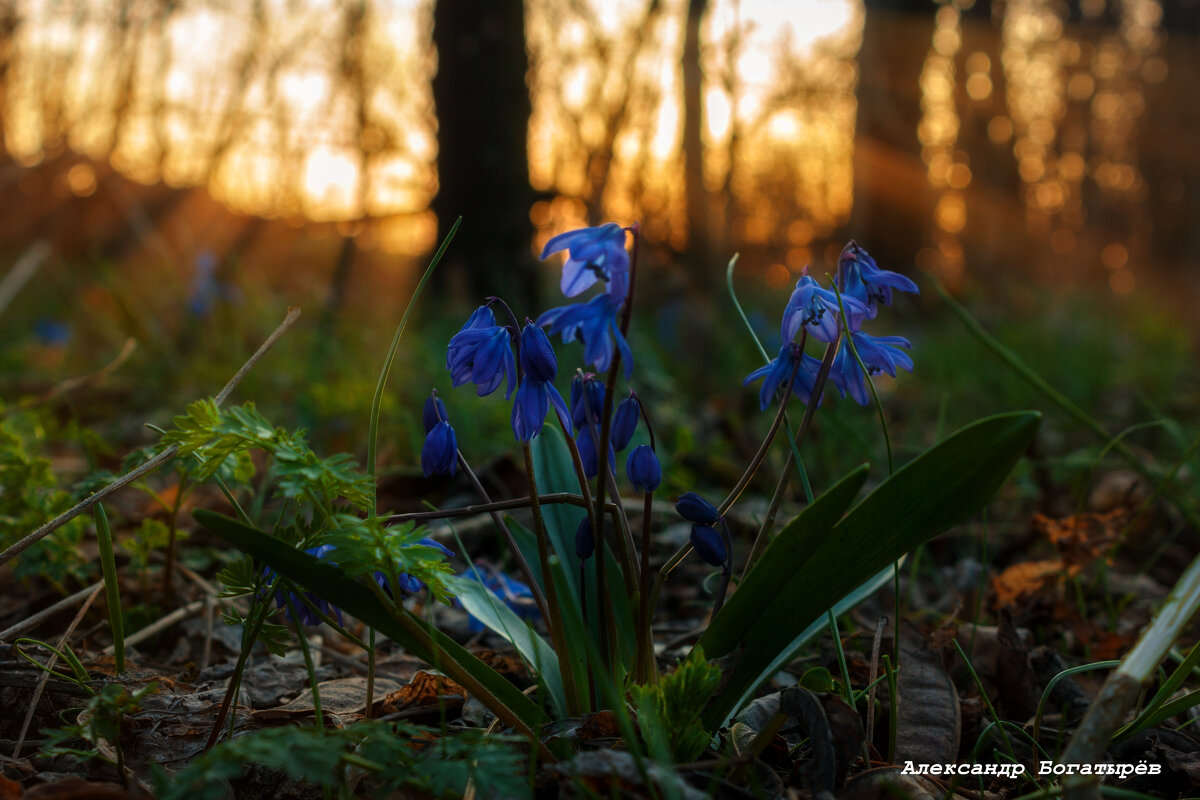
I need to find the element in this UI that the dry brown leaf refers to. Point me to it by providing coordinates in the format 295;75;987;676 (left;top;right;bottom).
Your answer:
1032;509;1126;574
991;559;1063;609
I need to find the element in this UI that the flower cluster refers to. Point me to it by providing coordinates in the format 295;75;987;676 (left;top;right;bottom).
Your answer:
746;241;918;409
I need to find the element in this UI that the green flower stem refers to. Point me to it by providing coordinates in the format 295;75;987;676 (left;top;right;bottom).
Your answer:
826;609;854;708
635;491;656;684
742;338;840;576
718;336;804;516
282;590;324;732
521;442;583;713
366;217;459;520
365;629;376;721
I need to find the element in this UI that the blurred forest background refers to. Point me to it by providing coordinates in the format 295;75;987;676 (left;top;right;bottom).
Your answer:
1;0;1197;457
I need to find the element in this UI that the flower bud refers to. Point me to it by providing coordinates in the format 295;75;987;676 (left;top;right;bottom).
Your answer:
575;517;595;560
675;491;720;525
626;445;661;493
610;395;640;451
422;395;448;434
690;525;727;567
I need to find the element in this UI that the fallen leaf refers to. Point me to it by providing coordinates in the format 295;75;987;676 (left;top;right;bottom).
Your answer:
991;559;1063;609
894;621;960;767
1032;510;1125;573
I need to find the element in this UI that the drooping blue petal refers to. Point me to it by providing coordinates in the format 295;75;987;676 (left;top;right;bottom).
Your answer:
519;322;558;382
690;524;727;567
676;491;721;525
838;241;920;318
421;421;458;477
511;378;551;442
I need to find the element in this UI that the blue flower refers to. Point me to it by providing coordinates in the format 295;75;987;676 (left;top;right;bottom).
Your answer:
576;424;616;479
829;332;914;406
537;294;633;378
676;491;721;525
626;445;661;492
422;395;449;434
743;343;825;411
690;525;727;567
511;323;571;442
839;241;919;319
781;275;869;344
376;537;455;596
33;317;71;346
540;223;630;301
422;421;457;477
446;306;517;399
570;374;606;430
575;517;596;560
263;545;343;627
610;395;640;451
461;562;540;633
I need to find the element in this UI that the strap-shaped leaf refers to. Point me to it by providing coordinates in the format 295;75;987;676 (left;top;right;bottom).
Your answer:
450;574;567;717
700;411;1041;729
531;425;588;603
193;510;549;740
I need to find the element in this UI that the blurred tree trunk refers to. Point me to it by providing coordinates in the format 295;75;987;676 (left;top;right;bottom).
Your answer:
682;0;710;278
431;0;538;311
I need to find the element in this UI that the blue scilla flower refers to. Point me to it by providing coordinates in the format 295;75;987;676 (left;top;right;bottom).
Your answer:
781;275;869;344
570;374;606;430
447;306;517;399
512;324;570;441
626;445;661;493
537;294;634;378
829;332;914;406
743;343;825;411
676;491;721;525
263;545;343;627
690;525;727;567
576;425;617;479
839;241;920;319
541;222;630;301
33;317;71;346
422;421;457;477
422;395;449;434
461;562;540;633
611;395;640;451
377;537;455;595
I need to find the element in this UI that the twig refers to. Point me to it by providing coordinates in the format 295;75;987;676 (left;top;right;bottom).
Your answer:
105;599;209;653
0;307;302;569
13;584;101;758
0;581;104;642
3;338;137;416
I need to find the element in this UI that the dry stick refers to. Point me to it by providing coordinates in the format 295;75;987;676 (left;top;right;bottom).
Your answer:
865;615;888;762
4;338;138;416
385;492;617;525
0;307;302;569
0;581;104;642
105;599;209;653
12;584;102;758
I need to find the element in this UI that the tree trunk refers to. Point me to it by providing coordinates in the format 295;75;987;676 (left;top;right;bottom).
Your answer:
431;0;538;312
682;0;710;277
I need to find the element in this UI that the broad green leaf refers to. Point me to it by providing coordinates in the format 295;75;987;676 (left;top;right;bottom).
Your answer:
448;573;567;717
193;510;548;738
700;411;1041;729
701;465;869;659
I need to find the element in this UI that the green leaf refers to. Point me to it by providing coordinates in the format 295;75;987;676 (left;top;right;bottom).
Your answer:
699;411;1041;729
530;425;587;602
194;510;548;739
449;573;567;717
